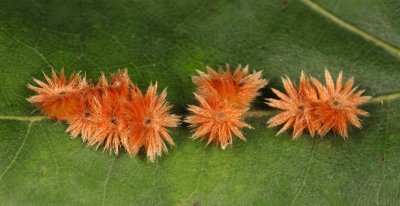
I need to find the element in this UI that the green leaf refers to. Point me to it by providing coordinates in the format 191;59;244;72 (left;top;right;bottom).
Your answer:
314;0;400;48
0;0;400;205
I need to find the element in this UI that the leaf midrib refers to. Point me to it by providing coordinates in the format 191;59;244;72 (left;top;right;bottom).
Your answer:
1;91;399;121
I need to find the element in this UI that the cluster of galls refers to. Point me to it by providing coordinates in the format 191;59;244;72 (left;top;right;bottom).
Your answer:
185;65;268;149
267;69;371;139
27;69;180;162
27;67;371;161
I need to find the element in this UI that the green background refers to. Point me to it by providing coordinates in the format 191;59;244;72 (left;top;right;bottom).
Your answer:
0;0;400;205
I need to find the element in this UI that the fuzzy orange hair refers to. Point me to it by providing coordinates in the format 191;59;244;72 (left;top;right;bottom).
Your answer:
27;69;180;162
267;69;370;139
27;69;87;120
186;65;267;149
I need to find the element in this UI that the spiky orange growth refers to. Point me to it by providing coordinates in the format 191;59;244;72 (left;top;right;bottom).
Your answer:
311;69;371;138
186;94;252;149
65;87;99;142
27;68;180;161
192;65;268;108
121;83;180;162
85;69;142;154
107;68;140;98
187;65;267;149
266;71;319;138
87;92;128;154
27;69;87;120
267;69;370;139
64;69;136;149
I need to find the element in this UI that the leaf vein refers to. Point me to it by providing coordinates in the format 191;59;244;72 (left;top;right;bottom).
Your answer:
300;0;400;59
0;27;52;68
0;121;33;181
101;158;116;206
291;138;317;206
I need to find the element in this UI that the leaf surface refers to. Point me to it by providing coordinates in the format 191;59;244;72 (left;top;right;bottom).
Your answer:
0;0;400;205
